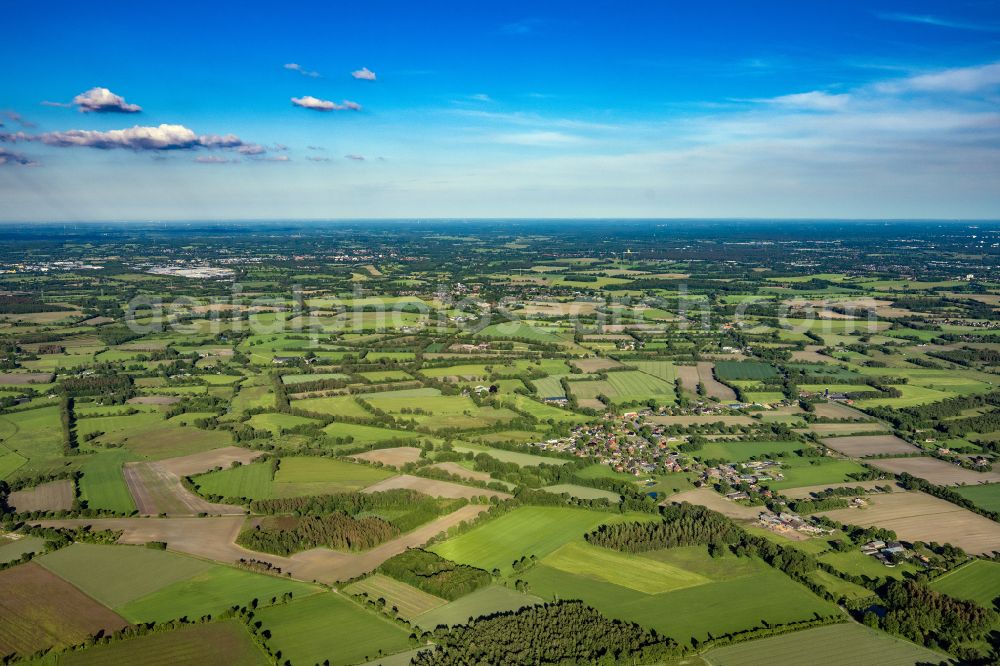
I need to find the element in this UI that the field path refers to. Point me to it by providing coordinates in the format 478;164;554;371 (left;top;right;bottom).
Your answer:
35;503;489;583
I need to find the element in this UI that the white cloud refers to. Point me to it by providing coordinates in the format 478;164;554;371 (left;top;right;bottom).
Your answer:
345;154;365;161
307;155;331;162
284;63;321;78
71;87;142;113
492;131;583;146
875;12;998;32
765;91;851;111
291;96;362;111
470;93;493;102
351;67;376;81
876;62;1000;94
194;155;235;164
26;124;262;153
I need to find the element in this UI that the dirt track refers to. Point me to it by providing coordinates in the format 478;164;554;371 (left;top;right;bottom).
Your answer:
35;503;490;583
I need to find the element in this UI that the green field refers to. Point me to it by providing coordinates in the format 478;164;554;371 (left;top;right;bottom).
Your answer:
543;541;709;593
569;370;676;405
766;457;871;491
412;584;543;629
521;553;837;645
713;361;778;381
38;543;214;608
78;449;138;513
703;622;948;666
0;535;45;564
322;421;420;444
247;412;320;434
257;592;412;666
291;394;371;418
119;565;321;622
56;620;269;666
953;483;1000;513
542;483;621;502
696;440;802;462
429;506;655;575
195;456;396;499
929;560;1000;609
0;406;64;477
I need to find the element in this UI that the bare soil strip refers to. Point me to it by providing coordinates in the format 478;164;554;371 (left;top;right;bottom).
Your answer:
818;491;1000;555
820;434;919;457
362;474;511;500
7;480;74;513
123;462;246;516
36;504;490;583
351;446;423;468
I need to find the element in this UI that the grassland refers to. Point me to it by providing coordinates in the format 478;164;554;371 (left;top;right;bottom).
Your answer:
412;584;543;629
118;565;321;622
429;506;656;574
543;541;709;593
195;457;396;499
78;449;138;513
696;440;802;462
322;421;421;444
954;483;1000;513
928;560;1000;608
766;457;871;491
257;592;412;666
542;483;621;501
703;622;948;666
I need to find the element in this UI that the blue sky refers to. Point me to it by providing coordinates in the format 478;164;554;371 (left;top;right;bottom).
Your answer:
1;0;999;220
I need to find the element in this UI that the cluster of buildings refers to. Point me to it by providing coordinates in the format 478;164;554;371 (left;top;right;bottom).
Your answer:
705;460;785;491
860;539;923;567
533;421;690;476
758;511;831;537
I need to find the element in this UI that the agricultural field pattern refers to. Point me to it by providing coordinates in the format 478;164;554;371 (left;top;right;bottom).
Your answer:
0;220;998;665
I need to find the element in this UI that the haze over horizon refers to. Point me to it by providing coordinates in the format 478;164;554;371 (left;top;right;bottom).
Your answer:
2;0;999;221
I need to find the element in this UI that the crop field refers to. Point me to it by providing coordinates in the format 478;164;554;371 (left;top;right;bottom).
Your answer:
290;394;371;418
543;541;709;593
818;491;1000;555
0;535;45;564
805;422;888;435
0;562;128;658
703;623;947;666
819;434;918;457
7;479;74;512
452;442;569;467
123;461;245;516
257;592;412;666
363;474;511;500
118;565;321;622
868;456;1000;485
412;584;544;630
429;506;655;574
713;361;778;381
323;421;420;444
695;440;802;462
273;457;396;496
351;446;423;467
765;457;871;491
569;370;677;405
78;449;138;513
344;573;447;619
0;406;64;477
475;322;573;345
192;462;275;499
928;559;1000;608
542;483;621;501
669;488;763;521
521;555;836;645
954;483;1000;513
56;620;270;666
247;412;320;434
37;543;215;608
